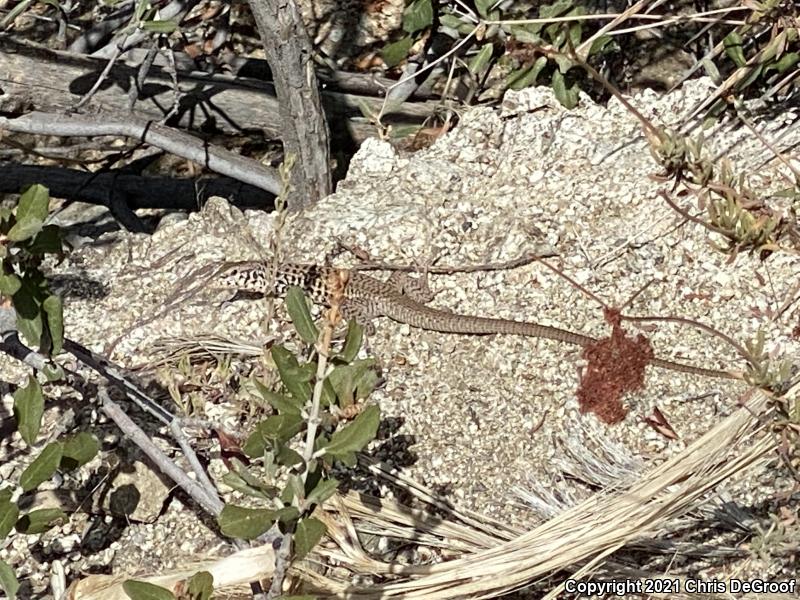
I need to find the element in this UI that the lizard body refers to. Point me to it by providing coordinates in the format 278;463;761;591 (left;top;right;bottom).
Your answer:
219;261;737;380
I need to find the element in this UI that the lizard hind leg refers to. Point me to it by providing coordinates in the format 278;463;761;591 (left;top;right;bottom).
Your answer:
386;270;436;304
340;299;378;335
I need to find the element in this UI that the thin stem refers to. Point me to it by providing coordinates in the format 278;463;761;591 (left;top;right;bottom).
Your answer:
620;314;755;364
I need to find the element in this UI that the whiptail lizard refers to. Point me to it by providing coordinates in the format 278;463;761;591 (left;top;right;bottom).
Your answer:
219;261;738;380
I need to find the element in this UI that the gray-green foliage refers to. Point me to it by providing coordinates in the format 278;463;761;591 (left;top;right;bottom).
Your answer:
0;185;99;599
1;184;64;355
384;0;615;107
217;286;380;562
700;3;799;120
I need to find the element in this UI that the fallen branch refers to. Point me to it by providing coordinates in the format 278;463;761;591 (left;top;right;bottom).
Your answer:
0;37;437;143
0;111;281;194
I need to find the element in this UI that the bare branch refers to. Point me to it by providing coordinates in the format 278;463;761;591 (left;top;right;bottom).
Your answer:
0;111;282;194
0;37;436;143
74;43;123;109
246;0;331;208
100;389;224;515
0;313;224;516
89;0;200;59
67;0;135;54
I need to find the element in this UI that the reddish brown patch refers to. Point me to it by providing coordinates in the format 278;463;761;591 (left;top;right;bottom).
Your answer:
214;428;248;470
577;309;655;424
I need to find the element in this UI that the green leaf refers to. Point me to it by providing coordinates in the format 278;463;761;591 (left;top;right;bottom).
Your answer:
293;517;326;561
12;275;46;349
468;43;494;76
8;220;42;246
15;310;43;349
285;287;319;344
280;482;295;505
122;579;176;600
248;378;302;416
508;56;547;90
322;404;380;458
218;504;277;540
293;363;316;383
41;361;64;382
306;477;339;507
13;376;44;445
275;505;300;525
701;57;721;84
43;294;63;355
355;367;378;400
242;429;267;458
327;364;357;408
320;378;337;407
402;0;433;33
0;560;19;600
337;451;357;467
134;0;153;21
551;69;579;109
61;432;99;471
539;0;572;19
439;14;464;31
587;34;613;57
567;21;583;49
772;51;799;73
475;0;495;18
271;346;312;404
553;53;574;74
327;359;375;408
0;489;11;504
20;442;63;492
0;206;12;226
185;570;213;600
274;445;304;468
381;36;413;68
221;471;277;501
243;414;305;457
8;184;49;242
15;507;66;534
0;273;21;296
509;24;542;44
24;225;62;255
338;320;363;363
724;31;746;68
0;501;20;541
140;19;179;33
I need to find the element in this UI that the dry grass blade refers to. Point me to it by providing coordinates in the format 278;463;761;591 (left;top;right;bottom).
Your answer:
144;334;271;369
300;387;779;598
68;386;786;599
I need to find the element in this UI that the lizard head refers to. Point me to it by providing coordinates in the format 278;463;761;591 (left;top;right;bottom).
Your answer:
217;262;270;294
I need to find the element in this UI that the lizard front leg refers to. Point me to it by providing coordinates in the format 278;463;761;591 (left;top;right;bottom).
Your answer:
386;250;448;305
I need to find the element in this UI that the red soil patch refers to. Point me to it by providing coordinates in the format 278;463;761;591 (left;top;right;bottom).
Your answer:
577;308;654;424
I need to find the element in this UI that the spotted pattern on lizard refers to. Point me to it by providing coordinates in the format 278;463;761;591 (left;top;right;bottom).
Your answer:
218;261;738;380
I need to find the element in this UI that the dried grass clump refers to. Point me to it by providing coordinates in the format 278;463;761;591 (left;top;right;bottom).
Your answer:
70;385;790;599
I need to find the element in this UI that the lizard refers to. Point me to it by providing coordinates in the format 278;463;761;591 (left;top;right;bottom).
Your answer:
218;261;740;380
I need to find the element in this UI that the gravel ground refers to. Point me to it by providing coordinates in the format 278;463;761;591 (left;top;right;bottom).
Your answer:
2;79;798;596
